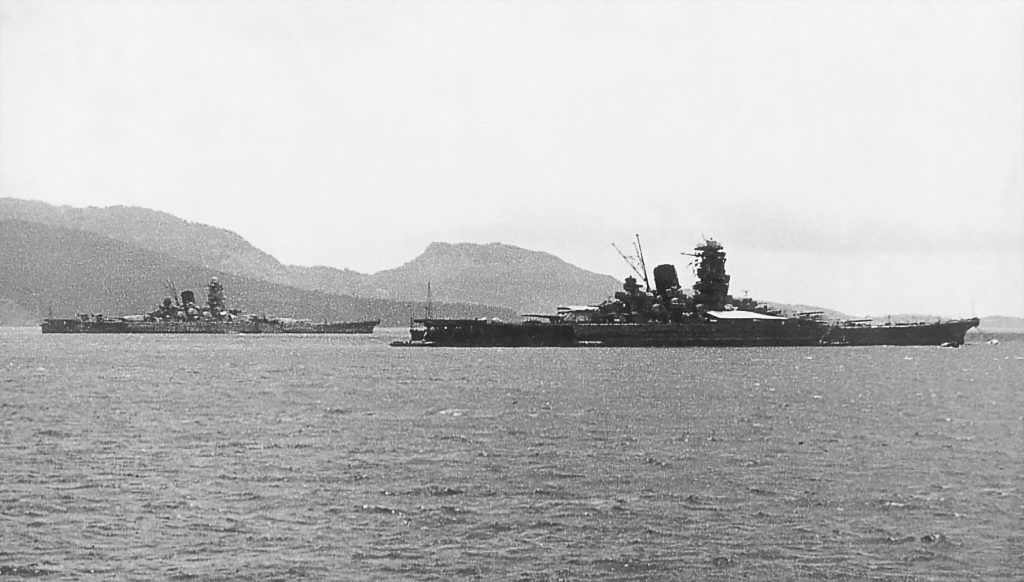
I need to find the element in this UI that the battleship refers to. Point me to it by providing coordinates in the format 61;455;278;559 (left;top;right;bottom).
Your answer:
41;278;379;334
392;238;979;347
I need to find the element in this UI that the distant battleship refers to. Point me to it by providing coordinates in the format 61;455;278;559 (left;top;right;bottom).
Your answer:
393;238;979;347
41;278;379;334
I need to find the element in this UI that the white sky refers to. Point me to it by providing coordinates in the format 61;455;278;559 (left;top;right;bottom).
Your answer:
2;0;1022;317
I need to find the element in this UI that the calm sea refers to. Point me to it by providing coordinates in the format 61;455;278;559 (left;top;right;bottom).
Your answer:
2;327;1021;581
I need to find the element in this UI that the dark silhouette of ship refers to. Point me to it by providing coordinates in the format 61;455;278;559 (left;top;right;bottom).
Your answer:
392;238;978;347
41;278;379;334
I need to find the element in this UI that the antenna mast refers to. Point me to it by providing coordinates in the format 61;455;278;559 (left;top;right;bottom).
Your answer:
612;243;646;283
165;280;180;306
634;234;651;292
611;235;652;292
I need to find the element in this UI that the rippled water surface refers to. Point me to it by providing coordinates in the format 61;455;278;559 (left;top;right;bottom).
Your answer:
2;327;1022;580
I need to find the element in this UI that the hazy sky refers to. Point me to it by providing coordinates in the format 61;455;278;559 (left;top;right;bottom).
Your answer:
2;1;1022;317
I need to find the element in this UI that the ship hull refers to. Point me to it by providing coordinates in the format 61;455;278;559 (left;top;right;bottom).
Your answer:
273;320;380;334
41;319;258;334
817;318;979;346
391;317;979;347
571;320;815;347
41;318;380;334
391;319;575;347
571;318;980;347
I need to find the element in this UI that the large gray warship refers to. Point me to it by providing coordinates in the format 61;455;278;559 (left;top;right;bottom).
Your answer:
41;278;379;334
393;238;978;347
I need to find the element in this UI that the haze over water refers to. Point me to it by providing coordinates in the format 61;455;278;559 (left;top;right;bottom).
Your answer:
2;328;1021;580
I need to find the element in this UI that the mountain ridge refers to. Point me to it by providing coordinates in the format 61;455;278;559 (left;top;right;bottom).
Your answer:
362;241;621;313
3;197;1018;329
1;197;621;314
0;219;515;326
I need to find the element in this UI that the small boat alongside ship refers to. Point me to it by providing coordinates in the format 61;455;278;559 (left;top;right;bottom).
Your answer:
391;238;979;348
41;278;379;335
